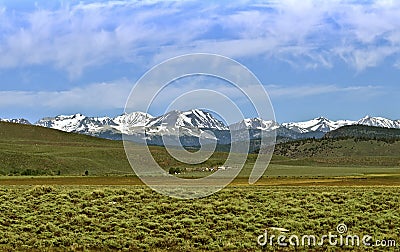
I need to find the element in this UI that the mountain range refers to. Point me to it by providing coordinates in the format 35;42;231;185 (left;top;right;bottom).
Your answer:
2;110;400;146
0;118;31;125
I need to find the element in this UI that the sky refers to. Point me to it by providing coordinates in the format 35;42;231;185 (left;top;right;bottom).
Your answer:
0;0;399;123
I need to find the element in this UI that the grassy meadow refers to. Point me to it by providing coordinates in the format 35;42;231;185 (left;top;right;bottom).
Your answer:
0;185;399;251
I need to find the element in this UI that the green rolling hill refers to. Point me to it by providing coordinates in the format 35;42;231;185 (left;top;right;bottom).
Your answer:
1;121;400;177
324;124;400;140
0;122;228;176
273;137;400;167
0;121;133;176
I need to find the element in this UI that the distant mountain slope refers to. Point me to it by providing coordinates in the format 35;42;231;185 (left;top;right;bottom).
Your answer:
282;115;400;133
0;120;109;142
282;117;356;133
324;125;400;140
0;118;31;125
2;122;400;176
113;112;154;134
147;109;228;130
272;136;400;167
0;121;132;176
3;112;400;146
357;115;400;129
36;113;115;134
229;118;280;131
0;122;228;176
35;112;153;134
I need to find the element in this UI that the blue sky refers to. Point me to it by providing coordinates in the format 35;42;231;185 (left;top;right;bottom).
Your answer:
0;0;399;123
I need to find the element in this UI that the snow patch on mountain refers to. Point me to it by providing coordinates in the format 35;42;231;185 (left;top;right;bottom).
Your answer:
282;117;356;133
36;113;114;133
114;112;153;127
357;115;400;129
35;112;155;135
229;118;280;131
146;109;228;131
112;112;154;134
34;109;227;140
0;118;31;124
31;111;400;143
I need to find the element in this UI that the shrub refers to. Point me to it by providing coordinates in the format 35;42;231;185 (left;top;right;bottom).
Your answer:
28;185;55;196
168;167;182;174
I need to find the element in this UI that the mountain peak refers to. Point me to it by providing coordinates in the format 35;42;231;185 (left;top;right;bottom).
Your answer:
0;118;31;125
230;117;279;131
56;113;86;120
357;115;400;129
146;109;228;130
282;117;355;133
27;111;400;142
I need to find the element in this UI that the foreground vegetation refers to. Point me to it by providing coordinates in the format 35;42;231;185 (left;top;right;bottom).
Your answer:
0;185;398;251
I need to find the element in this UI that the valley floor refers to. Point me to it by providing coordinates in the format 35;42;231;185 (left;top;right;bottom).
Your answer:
0;185;398;251
1;174;400;186
2;163;400;186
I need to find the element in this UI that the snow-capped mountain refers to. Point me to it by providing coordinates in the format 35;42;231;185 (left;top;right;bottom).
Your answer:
229;118;280;131
357;116;400;129
0;118;31;125
113;112;153;127
282;117;356;133
280;116;400;134
138;109;228;145
112;112;154;134
29;111;400;145
146;109;228;130
36;114;117;134
35;112;154;136
35;109;227;135
34;110;227;143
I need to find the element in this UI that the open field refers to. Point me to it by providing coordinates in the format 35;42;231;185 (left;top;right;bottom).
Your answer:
1;170;400;187
0;185;398;251
1;176;400;187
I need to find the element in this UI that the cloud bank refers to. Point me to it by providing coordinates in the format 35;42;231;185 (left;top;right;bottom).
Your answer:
0;0;399;77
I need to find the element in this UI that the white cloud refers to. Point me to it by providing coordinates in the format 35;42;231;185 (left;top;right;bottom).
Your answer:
394;60;400;69
0;73;384;123
0;80;132;112
0;1;187;77
266;84;382;98
0;0;400;76
335;46;399;71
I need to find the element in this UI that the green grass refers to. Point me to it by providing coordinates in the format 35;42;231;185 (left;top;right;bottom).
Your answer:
260;164;400;178
325;124;400;139
176;163;400;179
274;137;400;160
0;121;133;176
0;185;398;251
2;122;400;179
0;122;229;176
